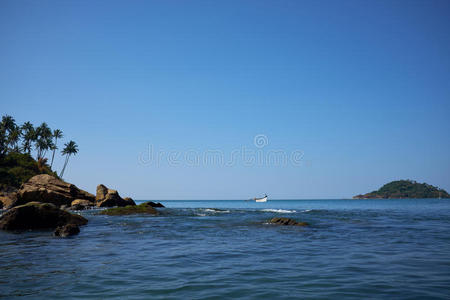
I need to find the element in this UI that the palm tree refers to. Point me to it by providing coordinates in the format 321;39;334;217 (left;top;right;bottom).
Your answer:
0;115;16;155
1;115;16;132
50;129;63;169
21;122;35;154
7;126;22;152
59;140;78;178
35;122;52;160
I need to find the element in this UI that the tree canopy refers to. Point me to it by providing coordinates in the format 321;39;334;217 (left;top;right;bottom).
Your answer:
0;114;78;190
354;180;450;199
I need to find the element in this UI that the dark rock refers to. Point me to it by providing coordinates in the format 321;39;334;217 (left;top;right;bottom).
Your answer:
0;186;18;196
143;201;165;208
99;202;158;216
123;197;136;206
14;174;95;208
0;202;88;230
54;224;80;237
95;184;136;207
269;217;309;226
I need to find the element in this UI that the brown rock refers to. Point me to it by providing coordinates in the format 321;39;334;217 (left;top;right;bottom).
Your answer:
0;202;88;230
269;217;309;226
95;184;136;207
70;199;94;210
54;223;80;237
0;193;19;209
15;174;95;208
96;184;108;202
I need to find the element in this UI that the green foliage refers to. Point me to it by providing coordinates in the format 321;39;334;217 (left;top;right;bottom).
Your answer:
0;114;78;184
0;152;57;190
356;180;450;199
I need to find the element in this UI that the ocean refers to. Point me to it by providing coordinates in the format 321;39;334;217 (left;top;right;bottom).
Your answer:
1;199;450;299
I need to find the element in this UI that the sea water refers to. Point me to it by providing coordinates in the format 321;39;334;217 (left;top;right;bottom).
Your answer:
1;199;450;299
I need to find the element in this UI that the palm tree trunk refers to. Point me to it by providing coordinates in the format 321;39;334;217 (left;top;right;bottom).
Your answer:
59;155;70;178
50;137;58;169
50;149;55;169
50;148;56;168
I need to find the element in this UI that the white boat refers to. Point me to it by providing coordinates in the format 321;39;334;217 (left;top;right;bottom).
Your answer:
254;195;268;202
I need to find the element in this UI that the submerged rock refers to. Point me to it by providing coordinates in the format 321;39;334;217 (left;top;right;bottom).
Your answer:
99;202;158;216
269;217;309;226
95;184;136;207
54;223;80;237
0;201;88;231
14;174;95;208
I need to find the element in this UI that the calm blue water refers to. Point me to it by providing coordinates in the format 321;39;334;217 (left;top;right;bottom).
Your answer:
1;199;450;299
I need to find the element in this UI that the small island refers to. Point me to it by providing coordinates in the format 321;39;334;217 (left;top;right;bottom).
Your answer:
354;180;450;199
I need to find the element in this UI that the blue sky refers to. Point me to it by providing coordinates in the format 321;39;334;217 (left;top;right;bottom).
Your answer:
1;0;449;199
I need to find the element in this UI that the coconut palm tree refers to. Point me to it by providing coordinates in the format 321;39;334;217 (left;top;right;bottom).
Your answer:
21;122;35;154
50;129;63;169
7;126;22;152
1;115;16;132
35;122;53;160
59;140;78;178
0;115;16;155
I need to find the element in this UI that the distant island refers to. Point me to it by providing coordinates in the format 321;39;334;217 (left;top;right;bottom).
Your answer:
354;180;450;199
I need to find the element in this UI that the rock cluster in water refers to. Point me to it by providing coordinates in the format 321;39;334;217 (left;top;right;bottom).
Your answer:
0;175;137;210
95;184;136;207
0;175;145;237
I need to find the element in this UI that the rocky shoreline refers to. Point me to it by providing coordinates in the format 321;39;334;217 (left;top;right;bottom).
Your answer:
0;174;148;237
0;174;306;237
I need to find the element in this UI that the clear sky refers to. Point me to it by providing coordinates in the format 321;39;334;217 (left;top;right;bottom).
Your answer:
1;0;449;199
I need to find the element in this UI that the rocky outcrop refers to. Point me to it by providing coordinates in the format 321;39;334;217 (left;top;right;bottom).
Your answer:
99;202;158;216
123;197;137;206
70;199;95;210
0;202;88;230
95;184;136;207
269;217;309;226
14;174;95;208
54;224;80;237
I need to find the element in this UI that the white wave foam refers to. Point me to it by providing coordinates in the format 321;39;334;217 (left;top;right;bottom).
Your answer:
261;209;296;213
301;209;311;212
203;208;230;213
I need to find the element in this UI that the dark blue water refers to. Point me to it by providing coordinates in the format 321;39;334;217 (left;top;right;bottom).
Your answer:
1;199;450;299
